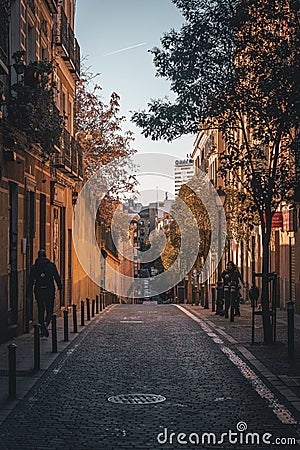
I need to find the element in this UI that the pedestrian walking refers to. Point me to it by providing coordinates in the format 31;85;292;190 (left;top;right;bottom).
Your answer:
221;261;244;318
26;250;63;337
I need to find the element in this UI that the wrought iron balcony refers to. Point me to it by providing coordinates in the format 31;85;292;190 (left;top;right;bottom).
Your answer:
27;0;35;14
54;7;68;54
74;39;81;77
52;129;71;172
53;6;81;79
0;2;9;75
52;129;83;180
44;0;58;13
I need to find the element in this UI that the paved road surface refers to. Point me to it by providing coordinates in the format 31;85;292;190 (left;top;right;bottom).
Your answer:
0;305;299;449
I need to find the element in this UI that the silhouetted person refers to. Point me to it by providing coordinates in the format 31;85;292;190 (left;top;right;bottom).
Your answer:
221;261;244;318
27;250;62;337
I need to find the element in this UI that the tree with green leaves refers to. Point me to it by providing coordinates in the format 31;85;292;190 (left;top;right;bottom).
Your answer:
132;0;300;342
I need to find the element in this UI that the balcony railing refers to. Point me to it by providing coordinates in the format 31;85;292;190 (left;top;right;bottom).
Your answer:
44;0;58;13
74;38;81;77
52;129;83;180
68;25;75;67
54;7;68;52
27;0;35;14
0;3;9;74
53;6;81;79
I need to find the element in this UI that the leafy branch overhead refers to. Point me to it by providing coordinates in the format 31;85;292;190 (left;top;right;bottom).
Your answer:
132;0;300;343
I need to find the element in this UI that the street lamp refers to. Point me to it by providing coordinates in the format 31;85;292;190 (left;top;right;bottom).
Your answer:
216;186;226;315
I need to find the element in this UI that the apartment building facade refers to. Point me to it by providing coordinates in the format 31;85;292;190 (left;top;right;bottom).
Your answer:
192;127;300;313
0;0;83;341
174;158;194;197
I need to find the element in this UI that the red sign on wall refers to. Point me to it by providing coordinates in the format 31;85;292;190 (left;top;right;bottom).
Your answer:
271;212;283;229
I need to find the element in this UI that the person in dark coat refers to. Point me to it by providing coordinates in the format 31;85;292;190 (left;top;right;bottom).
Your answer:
27;250;63;337
221;261;244;318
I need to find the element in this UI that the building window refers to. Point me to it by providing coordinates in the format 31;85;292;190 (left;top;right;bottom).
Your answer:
39;194;46;250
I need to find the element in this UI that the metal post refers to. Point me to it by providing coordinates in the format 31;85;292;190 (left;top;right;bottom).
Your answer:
72;304;78;333
86;297;91;321
211;285;216;312
249;283;259;344
200;284;204;307
63;309;69;342
34;324;41;370
204;284;209;309
8;343;17;399
196;289;200;306
272;274;277;343
80;300;85;326
100;292;103;312
252;290;255;344
287;301;295;359
96;295;99;314
230;286;235;322
92;299;95;317
178;285;184;304
51;314;57;353
216;281;223;315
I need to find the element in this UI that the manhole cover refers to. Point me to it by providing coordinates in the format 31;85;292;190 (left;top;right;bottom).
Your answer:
107;394;166;404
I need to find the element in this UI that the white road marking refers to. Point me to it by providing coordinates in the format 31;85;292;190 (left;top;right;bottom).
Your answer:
176;305;298;426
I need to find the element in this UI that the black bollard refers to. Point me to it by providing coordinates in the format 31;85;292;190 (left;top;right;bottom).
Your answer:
230;286;235;323
96;295;99;314
86;297;91;321
34;324;41;371
8;343;17;399
72;304;78;333
287;301;295;359
52;314;58;353
204;287;209;309
249;284;259;344
211;286;216;312
100;293;103;312
63;309;69;342
200;285;204;307
80;300;85;326
92;299;95;317
216;281;224;315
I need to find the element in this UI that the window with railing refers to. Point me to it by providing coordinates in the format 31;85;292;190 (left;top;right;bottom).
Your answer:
53;4;80;77
0;1;9;69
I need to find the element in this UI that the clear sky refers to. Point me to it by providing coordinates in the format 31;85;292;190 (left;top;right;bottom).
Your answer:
75;0;195;163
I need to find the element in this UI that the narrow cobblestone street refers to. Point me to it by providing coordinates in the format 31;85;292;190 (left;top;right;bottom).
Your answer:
0;304;299;450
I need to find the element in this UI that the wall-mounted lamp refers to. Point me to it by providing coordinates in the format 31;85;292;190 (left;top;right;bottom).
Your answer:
72;190;79;204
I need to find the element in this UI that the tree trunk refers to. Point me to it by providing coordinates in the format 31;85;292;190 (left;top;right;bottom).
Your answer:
261;227;273;344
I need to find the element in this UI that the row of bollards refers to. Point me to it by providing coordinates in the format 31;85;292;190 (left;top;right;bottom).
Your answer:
8;292;112;399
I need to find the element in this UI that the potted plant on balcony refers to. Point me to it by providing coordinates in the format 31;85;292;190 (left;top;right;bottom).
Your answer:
7;53;64;156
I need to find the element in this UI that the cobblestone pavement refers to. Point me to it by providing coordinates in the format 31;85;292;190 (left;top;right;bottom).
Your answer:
183;304;300;401
0;304;299;450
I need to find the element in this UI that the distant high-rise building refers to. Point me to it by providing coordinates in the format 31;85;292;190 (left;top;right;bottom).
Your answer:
174;159;194;196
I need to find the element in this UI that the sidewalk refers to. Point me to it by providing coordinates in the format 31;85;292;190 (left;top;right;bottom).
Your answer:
0;304;114;425
183;303;300;414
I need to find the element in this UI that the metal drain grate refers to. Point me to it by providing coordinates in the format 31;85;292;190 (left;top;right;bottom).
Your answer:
107;394;166;404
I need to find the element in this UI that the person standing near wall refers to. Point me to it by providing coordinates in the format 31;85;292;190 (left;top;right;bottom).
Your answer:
27;250;63;337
